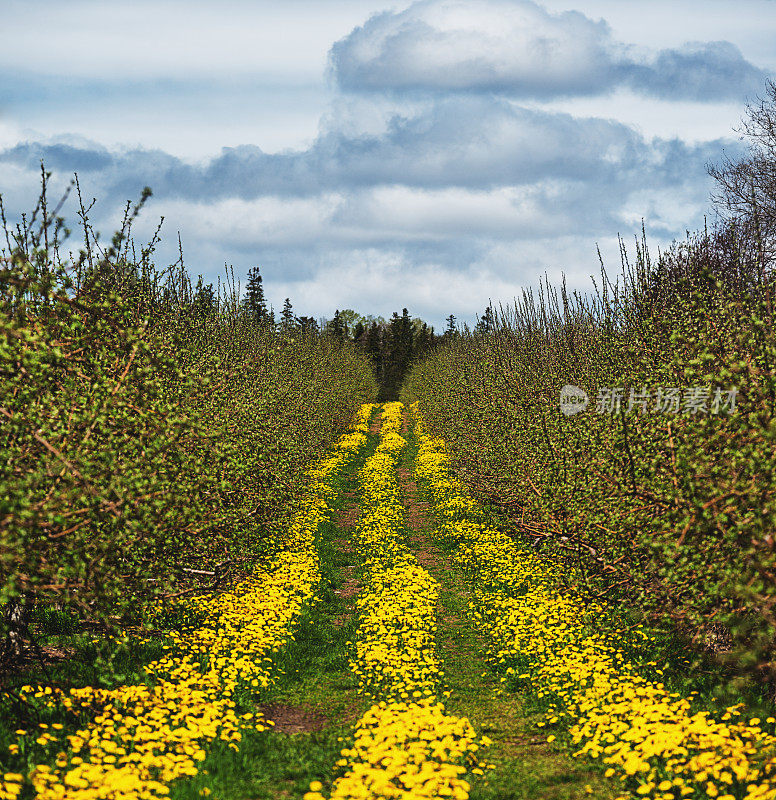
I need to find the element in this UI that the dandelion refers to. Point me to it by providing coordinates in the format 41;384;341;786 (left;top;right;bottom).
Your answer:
409;402;776;800
10;407;375;800
327;404;489;799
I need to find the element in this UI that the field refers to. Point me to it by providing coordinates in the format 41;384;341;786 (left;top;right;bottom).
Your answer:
3;397;776;800
2;82;776;799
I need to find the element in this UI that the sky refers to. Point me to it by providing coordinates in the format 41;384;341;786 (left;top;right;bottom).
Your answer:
1;0;774;327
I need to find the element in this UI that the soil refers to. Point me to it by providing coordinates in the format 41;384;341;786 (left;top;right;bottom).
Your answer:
0;644;75;681
258;702;328;734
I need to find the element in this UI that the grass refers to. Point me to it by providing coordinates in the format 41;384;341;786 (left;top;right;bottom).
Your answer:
8;404;770;800
0;621;175;798
397;425;620;799
166;730;354;800
480;497;776;721
169;424;379;800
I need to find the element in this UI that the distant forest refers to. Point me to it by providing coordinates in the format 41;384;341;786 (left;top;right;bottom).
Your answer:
230;264;495;400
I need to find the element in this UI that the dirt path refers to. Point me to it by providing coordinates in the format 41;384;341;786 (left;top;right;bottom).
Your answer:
231;406;619;799
331;472;363;616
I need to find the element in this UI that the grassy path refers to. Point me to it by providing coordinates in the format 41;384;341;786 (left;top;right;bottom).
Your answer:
396;414;618;800
169;405;618;799
11;403;774;799
167;425;378;800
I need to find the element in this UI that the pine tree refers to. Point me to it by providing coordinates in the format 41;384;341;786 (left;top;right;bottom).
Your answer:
445;314;457;337
242;266;268;323
365;321;382;372
416;322;433;356
297;316;318;334
399;308;413;367
328;309;346;340
475;304;495;335
192;275;216;318
381;312;402;399
281;297;294;331
381;308;415;399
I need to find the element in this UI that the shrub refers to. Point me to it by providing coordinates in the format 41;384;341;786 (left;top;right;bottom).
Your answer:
0;170;377;662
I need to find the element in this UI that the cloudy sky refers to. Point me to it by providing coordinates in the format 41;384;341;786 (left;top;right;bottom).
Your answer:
1;0;774;326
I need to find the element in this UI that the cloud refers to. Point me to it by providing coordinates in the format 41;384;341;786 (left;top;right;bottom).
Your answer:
0;109;725;298
0;0;757;326
244;232;660;324
0;92;732;314
329;0;770;101
330;0;615;96
619;41;768;101
0;97;729;206
273;256;525;322
1;142;115;173
124;185;606;260
0;0;371;83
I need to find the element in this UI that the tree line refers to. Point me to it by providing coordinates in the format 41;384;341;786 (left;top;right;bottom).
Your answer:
238;262;500;400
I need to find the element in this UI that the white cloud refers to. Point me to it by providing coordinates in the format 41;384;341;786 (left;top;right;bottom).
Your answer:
0;0;768;325
269;251;526;323
1;0;371;81
330;0;769;100
263;231;673;326
134;195;345;249
514;91;749;144
541;0;776;72
136;184;583;254
0;119;25;153
331;0;616;95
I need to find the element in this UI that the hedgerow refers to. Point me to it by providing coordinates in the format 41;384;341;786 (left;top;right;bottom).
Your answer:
0;171;377;669
0;403;373;800
410;405;776;800
400;223;776;685
400;85;776;684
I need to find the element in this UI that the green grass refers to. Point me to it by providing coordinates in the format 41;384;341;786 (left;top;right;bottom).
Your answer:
479;497;776;721
265;517;365;717
0;623;175;797
397;426;620;799
17;405;759;800
167;729;355;800
169;422;381;800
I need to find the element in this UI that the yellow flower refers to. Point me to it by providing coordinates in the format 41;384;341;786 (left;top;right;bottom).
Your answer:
13;410;375;800
408;405;776;800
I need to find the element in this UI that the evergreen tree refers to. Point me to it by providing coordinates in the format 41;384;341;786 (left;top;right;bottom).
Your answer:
353;321;365;344
416;322;434;356
192;275;216;318
445;314;457;337
399;307;413;366
281;297;294;331
475;304;495;335
382;312;402;399
365;321;382;373
381;308;415;400
242;266;268;323
297;316;318;334
328;309;347;340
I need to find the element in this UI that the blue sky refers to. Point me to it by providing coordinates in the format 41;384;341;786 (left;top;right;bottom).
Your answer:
1;0;774;327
